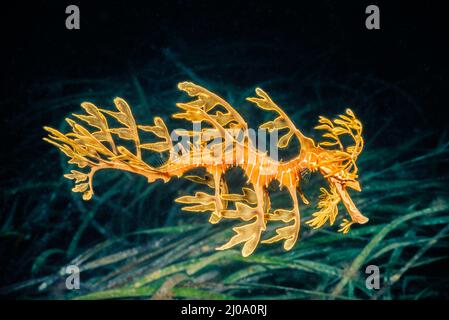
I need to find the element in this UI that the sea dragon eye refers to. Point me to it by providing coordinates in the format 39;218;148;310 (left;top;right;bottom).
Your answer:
44;82;368;257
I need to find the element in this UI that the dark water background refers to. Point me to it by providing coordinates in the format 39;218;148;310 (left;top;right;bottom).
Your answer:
0;1;448;297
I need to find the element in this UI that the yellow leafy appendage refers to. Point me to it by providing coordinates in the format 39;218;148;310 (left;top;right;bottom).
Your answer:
44;82;368;257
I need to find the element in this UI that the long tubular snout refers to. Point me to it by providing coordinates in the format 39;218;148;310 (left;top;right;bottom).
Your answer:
333;180;369;224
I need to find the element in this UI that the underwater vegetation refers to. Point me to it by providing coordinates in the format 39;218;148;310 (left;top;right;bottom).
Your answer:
43;82;368;257
1;47;448;300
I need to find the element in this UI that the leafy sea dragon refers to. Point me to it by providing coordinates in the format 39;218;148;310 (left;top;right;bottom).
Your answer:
44;82;368;257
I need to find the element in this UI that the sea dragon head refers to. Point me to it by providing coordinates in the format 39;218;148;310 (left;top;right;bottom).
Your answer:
305;108;368;233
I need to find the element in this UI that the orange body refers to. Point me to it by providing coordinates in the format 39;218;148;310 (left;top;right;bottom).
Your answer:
44;82;368;257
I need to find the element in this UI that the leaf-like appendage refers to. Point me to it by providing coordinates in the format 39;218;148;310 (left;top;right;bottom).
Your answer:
267;208;295;222
101;98;142;158
177;81;248;131
64;170;87;183
338;219;354;234
220;202;257;221
175;192;215;210
44;98;160;201
139;141;171;152
175;191;221;223
216;219;264;257
74;102;116;152
315;108;364;178
259;116;288;132
138;117;173;153
247;88;306;150
184;174;215;188
261;223;299;250
278;130;295;148
306;186;340;229
220;188;257;205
